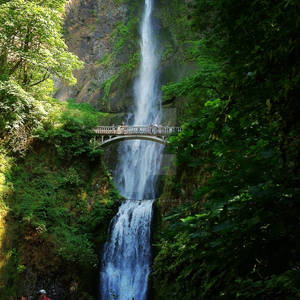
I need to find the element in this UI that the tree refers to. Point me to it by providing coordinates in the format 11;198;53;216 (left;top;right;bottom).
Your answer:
0;0;83;152
0;0;82;87
152;0;300;298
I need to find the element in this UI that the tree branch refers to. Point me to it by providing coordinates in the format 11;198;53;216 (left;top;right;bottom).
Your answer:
9;59;23;75
29;72;51;87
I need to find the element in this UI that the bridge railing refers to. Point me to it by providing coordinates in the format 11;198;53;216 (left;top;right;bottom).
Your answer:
94;125;182;136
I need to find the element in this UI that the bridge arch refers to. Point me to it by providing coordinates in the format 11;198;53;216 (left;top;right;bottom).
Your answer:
100;135;167;147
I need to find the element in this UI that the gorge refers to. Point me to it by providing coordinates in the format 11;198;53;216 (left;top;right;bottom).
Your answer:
0;0;299;299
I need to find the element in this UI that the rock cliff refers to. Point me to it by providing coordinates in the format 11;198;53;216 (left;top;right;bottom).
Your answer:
55;0;141;124
55;0;197;126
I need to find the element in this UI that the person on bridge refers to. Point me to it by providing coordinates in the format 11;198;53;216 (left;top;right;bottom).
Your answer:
158;124;163;134
117;125;122;134
121;120;125;134
149;122;153;134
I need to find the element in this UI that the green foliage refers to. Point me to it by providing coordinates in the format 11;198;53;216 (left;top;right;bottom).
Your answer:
0;0;82;156
113;22;130;54
153;183;300;298
96;53;112;67
156;0;194;61
0;0;82;87
119;52;140;73
96;4;140;106
0;131;119;296
111;18;139;55
56;227;97;266
101;74;120;105
0;0;110;298
0;80;44;134
38;99;104;160
0;79;55;154
153;0;300;298
100;52;140;105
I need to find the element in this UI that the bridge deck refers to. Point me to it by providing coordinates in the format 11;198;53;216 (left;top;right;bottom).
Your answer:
94;125;181;136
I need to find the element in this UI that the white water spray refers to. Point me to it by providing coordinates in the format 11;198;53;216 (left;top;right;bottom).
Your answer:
100;0;163;299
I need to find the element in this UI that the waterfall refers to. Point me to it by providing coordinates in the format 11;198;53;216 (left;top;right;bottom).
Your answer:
100;0;163;299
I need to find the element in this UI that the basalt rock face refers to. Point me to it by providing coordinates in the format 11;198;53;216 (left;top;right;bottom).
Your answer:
55;0;197;127
55;0;140;120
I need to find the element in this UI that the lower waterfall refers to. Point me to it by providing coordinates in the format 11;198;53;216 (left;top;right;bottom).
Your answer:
100;200;154;300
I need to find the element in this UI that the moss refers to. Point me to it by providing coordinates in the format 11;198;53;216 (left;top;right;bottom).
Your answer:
91;9;98;18
101;74;120;109
112;22;130;54
111;16;140;56
99;51;140;108
95;53;112;68
161;41;174;62
120;52;140;73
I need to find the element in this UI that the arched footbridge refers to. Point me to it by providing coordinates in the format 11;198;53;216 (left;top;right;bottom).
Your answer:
94;125;182;146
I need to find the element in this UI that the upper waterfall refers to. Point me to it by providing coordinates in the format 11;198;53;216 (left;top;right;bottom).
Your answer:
134;0;160;126
114;0;162;201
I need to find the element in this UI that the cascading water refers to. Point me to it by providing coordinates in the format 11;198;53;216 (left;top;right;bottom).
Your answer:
100;0;163;299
